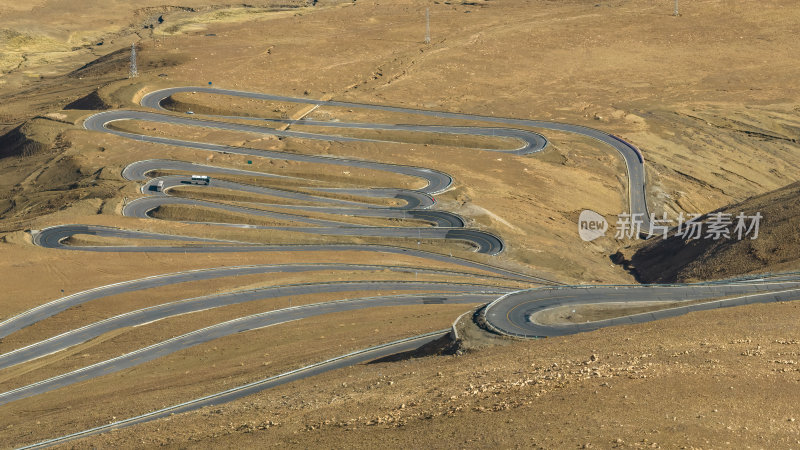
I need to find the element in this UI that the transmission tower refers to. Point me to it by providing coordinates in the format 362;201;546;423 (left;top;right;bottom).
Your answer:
129;43;138;78
424;8;431;44
673;0;679;16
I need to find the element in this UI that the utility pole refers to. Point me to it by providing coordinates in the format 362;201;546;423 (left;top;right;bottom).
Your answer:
424;8;431;44
129;43;138;78
673;0;679;16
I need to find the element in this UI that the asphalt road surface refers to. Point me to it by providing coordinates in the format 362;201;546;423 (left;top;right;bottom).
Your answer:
17;330;449;450
83;86;651;252
31;224;551;283
141;86;649;228
14;86;788;447
86;110;510;253
0;290;502;406
0;262;525;340
482;279;800;338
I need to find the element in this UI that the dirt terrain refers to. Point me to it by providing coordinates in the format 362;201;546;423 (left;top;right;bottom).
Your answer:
77;300;800;449
621;180;800;283
1;0;800;447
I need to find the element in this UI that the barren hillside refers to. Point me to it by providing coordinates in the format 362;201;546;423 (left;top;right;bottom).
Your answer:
620;180;800;283
1;0;800;448
78;300;800;449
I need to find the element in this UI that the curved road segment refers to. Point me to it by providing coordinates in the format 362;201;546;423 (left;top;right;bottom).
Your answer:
0;290;504;406
17;330;449;450
83;111;508;253
31;224;552;283
80;86;651;254
482;280;800;338
141;86;650;228
14;86;786;448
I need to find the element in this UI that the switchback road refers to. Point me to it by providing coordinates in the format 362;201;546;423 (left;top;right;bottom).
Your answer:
12;86;769;448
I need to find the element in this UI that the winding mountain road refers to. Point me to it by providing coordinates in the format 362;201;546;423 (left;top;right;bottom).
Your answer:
83;107;534;254
140;86;649;227
481;279;800;338
12;86;792;448
16;330;450;450
0;290;504;406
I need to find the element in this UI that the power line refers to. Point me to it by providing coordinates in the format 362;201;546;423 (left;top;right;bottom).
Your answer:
129;43;138;78
424;8;431;44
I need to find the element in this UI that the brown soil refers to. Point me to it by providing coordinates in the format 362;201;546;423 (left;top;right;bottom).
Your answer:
0;295;480;395
166;185;327;207
271;125;521;151
64;90;112;111
2;0;800;447
532;299;711;325
160;92;301;119
70;300;800;449
148;203;304;228
1;304;477;447
151;195;434;227
621;181;800;283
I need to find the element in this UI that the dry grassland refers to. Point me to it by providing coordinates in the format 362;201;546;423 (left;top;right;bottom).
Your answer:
1;0;800;447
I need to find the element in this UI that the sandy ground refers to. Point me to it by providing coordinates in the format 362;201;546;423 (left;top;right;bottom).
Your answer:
69;300;800;449
531;300;689;325
4;0;800;282
1;0;800;447
1;304;476;447
623;180;800;283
